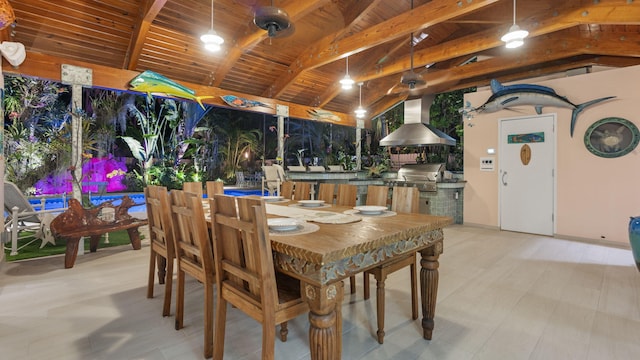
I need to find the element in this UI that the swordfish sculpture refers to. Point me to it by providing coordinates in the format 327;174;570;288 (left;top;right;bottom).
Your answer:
463;79;615;137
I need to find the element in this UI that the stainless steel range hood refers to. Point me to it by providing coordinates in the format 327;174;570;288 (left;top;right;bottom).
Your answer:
379;95;456;146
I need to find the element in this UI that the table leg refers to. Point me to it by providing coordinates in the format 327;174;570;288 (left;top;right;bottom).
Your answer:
64;236;82;268
304;281;344;360
127;228;142;250
419;246;441;340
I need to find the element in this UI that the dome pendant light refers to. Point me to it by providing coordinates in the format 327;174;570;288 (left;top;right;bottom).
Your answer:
339;56;355;90
201;0;224;52
501;0;528;49
354;82;366;118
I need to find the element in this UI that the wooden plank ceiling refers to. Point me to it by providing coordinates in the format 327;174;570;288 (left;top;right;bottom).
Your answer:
3;0;640;124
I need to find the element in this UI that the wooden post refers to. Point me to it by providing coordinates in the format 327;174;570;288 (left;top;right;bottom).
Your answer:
276;104;288;165
61;64;93;202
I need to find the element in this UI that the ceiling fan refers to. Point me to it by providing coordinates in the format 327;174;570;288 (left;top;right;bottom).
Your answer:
399;0;426;91
253;0;294;38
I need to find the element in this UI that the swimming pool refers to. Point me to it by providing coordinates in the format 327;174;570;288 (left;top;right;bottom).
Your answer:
27;188;264;213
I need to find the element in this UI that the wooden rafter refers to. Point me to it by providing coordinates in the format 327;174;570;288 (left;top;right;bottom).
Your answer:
265;0;501;98
211;0;331;87
125;0;167;70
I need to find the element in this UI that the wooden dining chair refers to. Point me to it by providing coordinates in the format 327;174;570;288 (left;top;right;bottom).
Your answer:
144;185;175;317
210;194;309;359
363;186;420;344
316;183;335;204
335;183;357;206
182;181;203;197
365;185;390;208
206;180;224;197
170;190;216;358
293;181;312;200
334;183;358;293
280;181;294;199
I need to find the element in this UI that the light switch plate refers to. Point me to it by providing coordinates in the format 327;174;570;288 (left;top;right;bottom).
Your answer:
480;157;495;171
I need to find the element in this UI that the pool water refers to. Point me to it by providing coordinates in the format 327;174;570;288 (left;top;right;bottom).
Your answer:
28;189;264;213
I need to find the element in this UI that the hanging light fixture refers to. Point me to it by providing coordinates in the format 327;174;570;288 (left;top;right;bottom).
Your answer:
339;56;355;90
354;82;366;118
200;0;224;52
501;0;528;49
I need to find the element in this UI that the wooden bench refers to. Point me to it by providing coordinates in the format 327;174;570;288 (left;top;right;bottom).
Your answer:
50;196;148;268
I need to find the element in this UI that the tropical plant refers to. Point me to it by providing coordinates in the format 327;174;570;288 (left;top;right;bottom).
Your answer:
220;126;262;180
120;96;179;184
429;88;475;171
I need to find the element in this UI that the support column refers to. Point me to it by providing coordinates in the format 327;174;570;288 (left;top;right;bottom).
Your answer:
61;64;93;202
276;104;288;164
355;119;363;171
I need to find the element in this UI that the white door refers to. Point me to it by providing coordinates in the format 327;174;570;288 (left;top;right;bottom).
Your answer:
499;114;555;236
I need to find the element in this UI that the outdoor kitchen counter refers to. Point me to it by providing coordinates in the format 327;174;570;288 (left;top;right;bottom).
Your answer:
423;181;466;224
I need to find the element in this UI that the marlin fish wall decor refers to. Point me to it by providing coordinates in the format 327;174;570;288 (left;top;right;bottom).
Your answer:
462;79;615;137
129;70;214;109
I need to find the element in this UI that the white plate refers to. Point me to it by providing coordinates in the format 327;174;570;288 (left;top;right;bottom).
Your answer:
267;218;300;231
297;200;325;207
261;195;284;202
353;205;387;215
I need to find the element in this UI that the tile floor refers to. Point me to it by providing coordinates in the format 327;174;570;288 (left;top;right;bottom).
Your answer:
1;225;639;359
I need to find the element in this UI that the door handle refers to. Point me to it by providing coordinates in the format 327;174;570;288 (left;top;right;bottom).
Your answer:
502;171;508;186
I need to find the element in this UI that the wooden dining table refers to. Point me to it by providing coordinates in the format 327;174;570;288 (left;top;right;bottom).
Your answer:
263;200;454;360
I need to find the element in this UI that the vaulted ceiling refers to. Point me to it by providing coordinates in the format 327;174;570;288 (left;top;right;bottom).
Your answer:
3;0;640;125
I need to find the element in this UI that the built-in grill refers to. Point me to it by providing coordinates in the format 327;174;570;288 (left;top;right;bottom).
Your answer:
383;163;447;192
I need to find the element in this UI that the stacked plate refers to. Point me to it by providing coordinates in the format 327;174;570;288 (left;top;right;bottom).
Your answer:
297;200;325;207
267;218;301;231
353;205;387;215
261;195;284;202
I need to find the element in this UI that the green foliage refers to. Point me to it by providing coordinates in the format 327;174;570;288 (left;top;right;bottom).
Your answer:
119;96;179;184
429;89;475;171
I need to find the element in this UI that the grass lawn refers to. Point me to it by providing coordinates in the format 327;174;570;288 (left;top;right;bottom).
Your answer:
4;230;141;261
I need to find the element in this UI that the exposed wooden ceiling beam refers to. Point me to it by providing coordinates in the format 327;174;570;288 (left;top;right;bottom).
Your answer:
363;30;640;108
366;93;407;121
358;0;640;86
4;51;357;126
211;0;331;87
265;0;501;98
125;0;167;70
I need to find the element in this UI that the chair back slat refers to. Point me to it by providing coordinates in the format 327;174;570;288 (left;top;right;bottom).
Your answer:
316;183;335;204
145;185;174;255
206;181;224;196
183;181;203;197
170;190;215;283
293;182;312;200
391;186;420;214
211;195;278;319
280;181;294;199
336;184;357;206
366;185;389;207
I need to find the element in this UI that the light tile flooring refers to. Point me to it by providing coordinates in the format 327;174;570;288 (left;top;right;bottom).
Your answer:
1;225;639;359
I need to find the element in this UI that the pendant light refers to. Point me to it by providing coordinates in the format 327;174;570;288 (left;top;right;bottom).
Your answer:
354;82;366;118
339;56;354;90
200;0;224;52
501;0;528;49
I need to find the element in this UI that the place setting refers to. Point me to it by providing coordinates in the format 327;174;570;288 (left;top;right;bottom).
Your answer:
260;195;290;204
289;200;331;209
343;205;396;217
267;217;319;236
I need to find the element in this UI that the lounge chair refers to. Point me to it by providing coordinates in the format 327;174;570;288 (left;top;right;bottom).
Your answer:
3;181;66;255
261;164;286;195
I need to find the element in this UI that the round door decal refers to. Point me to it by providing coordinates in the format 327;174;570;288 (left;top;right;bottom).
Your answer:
520;144;531;165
